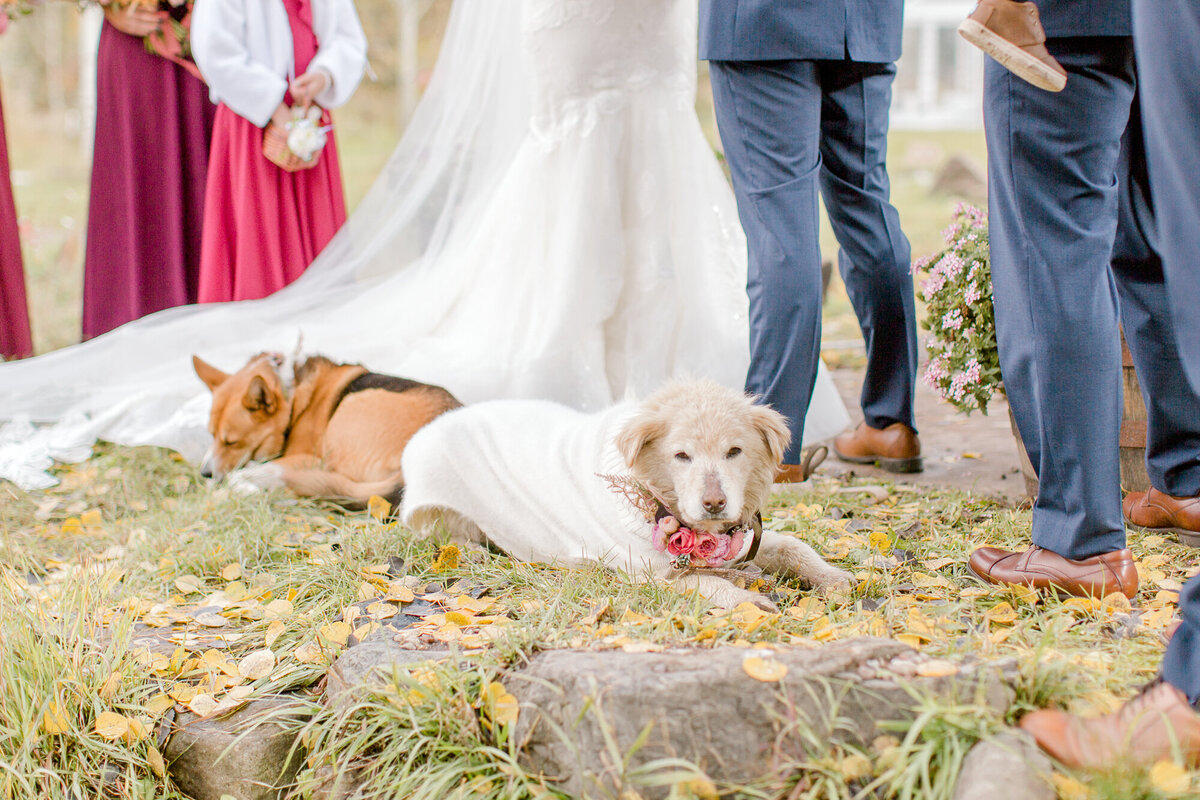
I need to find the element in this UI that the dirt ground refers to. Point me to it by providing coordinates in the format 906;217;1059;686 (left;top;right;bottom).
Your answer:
816;368;1029;504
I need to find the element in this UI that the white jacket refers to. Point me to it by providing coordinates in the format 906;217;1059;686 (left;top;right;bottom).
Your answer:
190;0;367;128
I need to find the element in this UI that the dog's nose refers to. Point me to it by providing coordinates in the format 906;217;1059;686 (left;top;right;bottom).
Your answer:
200;464;214;479
702;494;727;514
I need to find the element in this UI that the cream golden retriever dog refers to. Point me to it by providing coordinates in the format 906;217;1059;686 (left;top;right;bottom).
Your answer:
400;379;850;610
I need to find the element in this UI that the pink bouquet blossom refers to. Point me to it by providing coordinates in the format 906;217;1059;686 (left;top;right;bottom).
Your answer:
915;202;1002;415
651;515;748;568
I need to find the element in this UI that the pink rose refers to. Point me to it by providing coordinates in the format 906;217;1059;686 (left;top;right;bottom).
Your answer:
692;533;728;564
666;528;696;556
651;516;680;552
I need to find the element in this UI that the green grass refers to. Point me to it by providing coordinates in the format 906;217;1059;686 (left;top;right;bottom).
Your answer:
2;445;1196;798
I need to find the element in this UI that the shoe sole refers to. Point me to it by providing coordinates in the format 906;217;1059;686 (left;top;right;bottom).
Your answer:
1126;520;1200;549
957;19;1067;92
833;448;924;474
966;561;1134;599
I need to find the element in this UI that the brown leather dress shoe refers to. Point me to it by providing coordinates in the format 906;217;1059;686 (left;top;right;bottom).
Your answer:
958;0;1067;92
1020;680;1200;769
832;422;922;474
775;445;828;484
1123;488;1200;548
967;545;1138;599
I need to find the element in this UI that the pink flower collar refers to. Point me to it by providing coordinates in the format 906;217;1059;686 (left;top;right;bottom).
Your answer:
649;505;760;570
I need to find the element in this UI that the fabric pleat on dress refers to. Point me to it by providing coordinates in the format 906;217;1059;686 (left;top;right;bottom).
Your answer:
196;0;346;304
81;21;215;340
0;79;32;361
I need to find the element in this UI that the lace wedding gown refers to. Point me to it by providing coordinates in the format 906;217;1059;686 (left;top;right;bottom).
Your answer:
0;0;849;489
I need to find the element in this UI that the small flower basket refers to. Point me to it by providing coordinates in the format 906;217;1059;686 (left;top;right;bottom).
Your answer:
916;202;1002;416
263;106;329;172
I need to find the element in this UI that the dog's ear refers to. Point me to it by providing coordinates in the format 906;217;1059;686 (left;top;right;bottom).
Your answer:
749;404;792;464
243;375;278;415
193;356;229;392
615;410;668;467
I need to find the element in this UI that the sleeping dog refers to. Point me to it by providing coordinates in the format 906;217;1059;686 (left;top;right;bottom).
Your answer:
401;378;851;610
194;352;460;506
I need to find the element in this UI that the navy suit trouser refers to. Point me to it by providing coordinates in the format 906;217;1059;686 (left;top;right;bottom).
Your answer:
985;37;1200;563
1134;0;1200;706
709;59;917;464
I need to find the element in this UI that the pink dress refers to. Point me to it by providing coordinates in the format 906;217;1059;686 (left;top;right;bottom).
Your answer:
0;76;32;360
196;0;346;303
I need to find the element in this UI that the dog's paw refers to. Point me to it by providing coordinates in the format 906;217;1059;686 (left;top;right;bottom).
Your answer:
226;463;285;494
812;567;854;595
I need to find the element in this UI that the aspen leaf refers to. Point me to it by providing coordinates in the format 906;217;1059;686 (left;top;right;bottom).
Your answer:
194;612;227;628
294;640;326;664
984;602;1016;625
674;778;719;800
95;711;130;740
1100;592;1132;615
264;620;286;648
385;582;416;603
1050;773;1090;800
224;581;248;602
357;581;378;602
238;649;276;680
123;717;150;743
264;599;293;618
147;744;166;777
367;494;391;520
432;545;461;572
915;659;958;678
480;681;519;728
1149;760;1190;796
144;693;173;717
175;575;204;594
366;601;398;620
220;563;242;581
43;702;70;735
742;655;788;682
867;530;891;551
98;671;122;700
838;753;873;782
317;621;349;647
188;693;219;717
61;517;83;535
81;509;103;530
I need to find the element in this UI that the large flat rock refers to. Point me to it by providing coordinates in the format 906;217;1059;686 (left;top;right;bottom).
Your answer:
511;639;1015;799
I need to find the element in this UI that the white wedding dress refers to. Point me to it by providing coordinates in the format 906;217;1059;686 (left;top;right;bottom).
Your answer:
0;0;849;490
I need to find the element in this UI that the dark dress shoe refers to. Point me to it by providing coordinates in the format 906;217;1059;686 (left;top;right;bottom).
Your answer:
967;545;1138;599
833;422;922;474
958;0;1067;91
1123;488;1200;547
775;444;828;484
1020;680;1200;768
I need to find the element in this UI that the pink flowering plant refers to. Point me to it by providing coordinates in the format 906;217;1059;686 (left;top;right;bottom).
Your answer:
916;202;1003;415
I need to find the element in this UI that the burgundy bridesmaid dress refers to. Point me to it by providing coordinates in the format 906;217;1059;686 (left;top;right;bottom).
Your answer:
81;18;215;339
0;75;32;361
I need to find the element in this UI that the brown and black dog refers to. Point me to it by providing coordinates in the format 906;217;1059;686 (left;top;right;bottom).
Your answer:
193;352;460;506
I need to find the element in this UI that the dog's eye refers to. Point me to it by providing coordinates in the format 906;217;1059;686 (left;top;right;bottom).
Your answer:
674;451;692;463
726;447;742;459
222;437;237;447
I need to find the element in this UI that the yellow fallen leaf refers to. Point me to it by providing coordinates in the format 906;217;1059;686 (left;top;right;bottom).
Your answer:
95;711;130;741
43;702;70;735
367;495;391;521
194;612;227;628
168;684;197;704
367;602;398;620
319;622;352;647
98;671;122;701
144;693;173;717
264;620;286;648
264;599;293;619
238;649;276;680
220;563;242;581
147;744;166;777
81;509;104;531
915;659;958;678
385;582;416;603
188;694;219;718
443;610;471;626
838;752;873;782
742;655;788;682
224;581;248;602
123;717;150;743
61;517;83;535
673;778;719;800
353;621;382;641
293;640;326;664
1149;760;1191;795
1051;772;1090;800
867;531;891;551
984;602;1017;625
175;575;204;594
432;545;461;572
962;451;982;459
1100;592;1132;615
357;581;379;602
480;681;519;728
